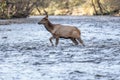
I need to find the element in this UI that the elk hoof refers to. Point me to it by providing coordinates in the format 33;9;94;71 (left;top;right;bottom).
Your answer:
51;44;54;46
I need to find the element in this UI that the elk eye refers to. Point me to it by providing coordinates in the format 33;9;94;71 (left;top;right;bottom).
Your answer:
44;18;48;20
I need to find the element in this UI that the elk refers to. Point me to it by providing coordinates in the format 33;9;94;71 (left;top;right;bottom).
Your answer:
38;10;84;46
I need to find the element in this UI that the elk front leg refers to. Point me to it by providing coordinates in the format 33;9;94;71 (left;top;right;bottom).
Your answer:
55;37;59;46
49;36;54;46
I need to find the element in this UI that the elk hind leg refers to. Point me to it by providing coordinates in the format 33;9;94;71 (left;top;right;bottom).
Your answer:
77;37;85;46
70;38;78;45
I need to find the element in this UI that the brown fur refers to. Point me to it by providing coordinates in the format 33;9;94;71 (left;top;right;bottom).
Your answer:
38;12;84;46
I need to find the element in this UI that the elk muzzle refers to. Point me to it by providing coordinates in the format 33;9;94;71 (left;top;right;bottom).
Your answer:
38;22;41;24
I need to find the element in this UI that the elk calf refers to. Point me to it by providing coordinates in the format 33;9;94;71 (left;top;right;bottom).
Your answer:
38;11;84;46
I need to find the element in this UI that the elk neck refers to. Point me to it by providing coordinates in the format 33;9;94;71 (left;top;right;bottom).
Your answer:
43;20;54;32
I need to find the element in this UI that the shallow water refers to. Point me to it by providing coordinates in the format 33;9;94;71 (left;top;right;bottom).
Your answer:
0;16;120;80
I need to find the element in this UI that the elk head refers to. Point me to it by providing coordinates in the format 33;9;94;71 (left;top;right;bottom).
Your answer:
38;10;49;25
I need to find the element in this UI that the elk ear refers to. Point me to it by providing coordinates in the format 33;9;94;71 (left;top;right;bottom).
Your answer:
45;16;48;19
44;9;48;18
46;15;48;18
